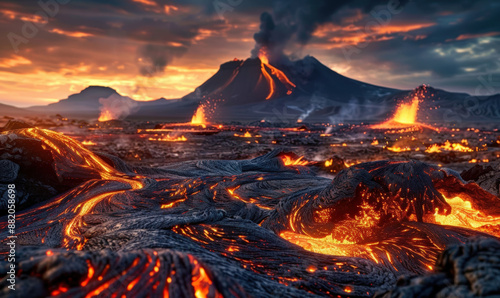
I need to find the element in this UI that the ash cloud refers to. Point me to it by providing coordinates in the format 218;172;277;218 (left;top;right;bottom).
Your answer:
251;0;408;62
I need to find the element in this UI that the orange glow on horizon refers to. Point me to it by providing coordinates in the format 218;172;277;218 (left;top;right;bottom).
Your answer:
0;55;32;68
132;0;157;6
49;28;94;38
0;63;216;107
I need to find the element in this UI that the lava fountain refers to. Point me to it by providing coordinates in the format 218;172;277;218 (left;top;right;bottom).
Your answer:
392;97;419;125
191;104;208;128
370;96;420;129
370;86;437;131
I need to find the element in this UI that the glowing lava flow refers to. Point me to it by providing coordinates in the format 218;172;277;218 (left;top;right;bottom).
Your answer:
258;49;296;100
280;230;438;273
281;155;309;166
431;195;500;237
189;256;222;298
281;190;500;272
191;104;208;128
149;135;187;142
425;140;473;153
18;128;145;249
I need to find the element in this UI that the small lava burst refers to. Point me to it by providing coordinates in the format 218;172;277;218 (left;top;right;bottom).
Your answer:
98;109;114;122
191;104;208;128
371;96;422;129
393;97;419;125
81;140;97;146
370;85;437;131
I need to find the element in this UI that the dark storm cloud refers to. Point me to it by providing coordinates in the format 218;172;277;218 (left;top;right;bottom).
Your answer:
345;0;500;79
297;0;500;93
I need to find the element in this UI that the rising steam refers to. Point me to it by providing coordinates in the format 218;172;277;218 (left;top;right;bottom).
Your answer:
98;94;139;122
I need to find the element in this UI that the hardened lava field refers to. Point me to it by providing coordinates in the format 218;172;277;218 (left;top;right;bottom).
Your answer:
0;118;499;297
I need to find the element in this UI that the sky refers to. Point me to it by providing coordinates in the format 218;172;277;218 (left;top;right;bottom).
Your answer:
0;0;499;107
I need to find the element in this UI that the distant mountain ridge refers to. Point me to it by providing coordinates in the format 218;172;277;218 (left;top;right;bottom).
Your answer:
28;86;124;112
0;103;39;117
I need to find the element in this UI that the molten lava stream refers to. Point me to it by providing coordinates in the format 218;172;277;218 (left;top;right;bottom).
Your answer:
259;49;295;100
430;195;500;237
281;192;500;273
189;255;222;298
279;230;438;273
281;155;309;166
19;128;142;184
15;128;146;249
260;62;276;100
64;190;124;249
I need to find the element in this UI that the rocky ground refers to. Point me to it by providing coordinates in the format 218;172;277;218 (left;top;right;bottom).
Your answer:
0;119;499;297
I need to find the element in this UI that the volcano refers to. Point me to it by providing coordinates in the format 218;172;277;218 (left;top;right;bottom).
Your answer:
178;56;399;122
184;56;397;105
183;58;296;105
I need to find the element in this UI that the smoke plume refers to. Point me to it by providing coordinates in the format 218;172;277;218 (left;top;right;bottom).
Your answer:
138;44;188;76
252;0;408;62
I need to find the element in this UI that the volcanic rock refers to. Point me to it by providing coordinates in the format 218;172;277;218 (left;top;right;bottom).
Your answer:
461;161;500;197
0;160;19;183
375;238;500;297
1;119;33;131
